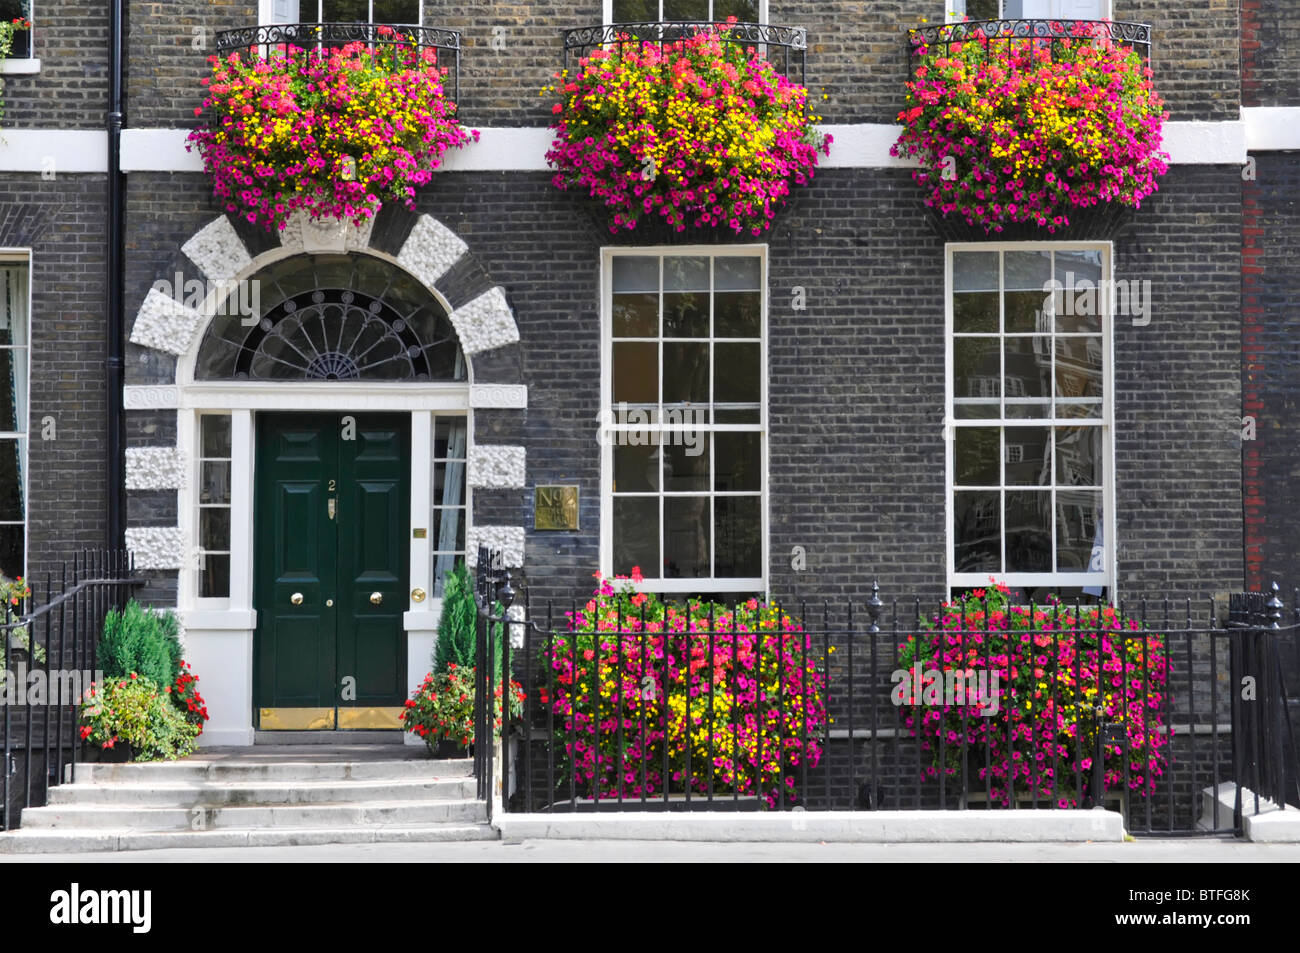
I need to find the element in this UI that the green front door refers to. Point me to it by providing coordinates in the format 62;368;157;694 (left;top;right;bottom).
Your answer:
255;413;410;730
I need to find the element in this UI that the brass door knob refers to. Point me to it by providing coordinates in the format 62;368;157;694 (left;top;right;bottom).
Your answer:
291;592;304;606
411;587;427;603
370;591;383;605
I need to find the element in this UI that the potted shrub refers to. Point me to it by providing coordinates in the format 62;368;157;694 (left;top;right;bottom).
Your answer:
80;673;202;763
897;581;1171;808
541;568;828;807
545;19;831;235
891;21;1168;235
187;29;477;232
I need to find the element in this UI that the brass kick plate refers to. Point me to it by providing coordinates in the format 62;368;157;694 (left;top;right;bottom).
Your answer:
259;707;336;731
337;707;404;730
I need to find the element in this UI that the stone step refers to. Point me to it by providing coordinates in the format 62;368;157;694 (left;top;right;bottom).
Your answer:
45;776;477;807
66;759;474;784
19;798;487;831
0;823;499;854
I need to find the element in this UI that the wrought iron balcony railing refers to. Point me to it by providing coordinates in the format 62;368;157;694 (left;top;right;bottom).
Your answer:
563;21;807;86
213;22;462;104
907;18;1151;69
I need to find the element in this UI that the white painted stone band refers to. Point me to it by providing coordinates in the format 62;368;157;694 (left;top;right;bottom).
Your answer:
494;809;1127;843
0;121;1281;176
470;384;528;409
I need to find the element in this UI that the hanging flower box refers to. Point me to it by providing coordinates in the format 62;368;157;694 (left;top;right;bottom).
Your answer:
545;19;831;236
187;26;476;233
891;19;1168;239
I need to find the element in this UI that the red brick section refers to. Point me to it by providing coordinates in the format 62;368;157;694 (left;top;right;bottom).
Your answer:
1241;0;1262;107
1241;178;1264;592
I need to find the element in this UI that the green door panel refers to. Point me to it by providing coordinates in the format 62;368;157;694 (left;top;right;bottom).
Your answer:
255;413;410;725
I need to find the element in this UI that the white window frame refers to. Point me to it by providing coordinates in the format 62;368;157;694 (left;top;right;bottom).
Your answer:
0;250;30;580
946;0;1112;21
195;412;234;602
0;1;37;74
605;0;767;23
944;241;1116;596
600;245;769;595
429;411;470;600
260;0;424;25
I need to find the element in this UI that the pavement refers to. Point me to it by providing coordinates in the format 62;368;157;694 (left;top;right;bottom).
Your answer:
2;837;1297;863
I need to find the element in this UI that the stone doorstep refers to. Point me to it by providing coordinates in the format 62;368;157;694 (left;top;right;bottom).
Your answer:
45;775;478;806
493;808;1127;844
1199;782;1300;842
19;798;487;830
0;824;500;854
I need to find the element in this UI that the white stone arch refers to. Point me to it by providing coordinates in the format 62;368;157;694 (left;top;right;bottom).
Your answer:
122;212;528;745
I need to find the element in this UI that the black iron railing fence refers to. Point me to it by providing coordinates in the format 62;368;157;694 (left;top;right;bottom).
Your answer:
563;21;807;87
212;22;462;105
0;551;141;830
906;18;1152;69
472;547;1299;837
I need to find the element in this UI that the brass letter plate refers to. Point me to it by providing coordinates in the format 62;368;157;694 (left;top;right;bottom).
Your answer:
535;485;579;531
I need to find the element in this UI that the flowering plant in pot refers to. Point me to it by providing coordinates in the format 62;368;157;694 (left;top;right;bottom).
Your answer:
187;30;477;232
80;673;202;763
891;21;1168;234
542;568;827;807
544;19;831;236
402;663;525;757
896;581;1171;808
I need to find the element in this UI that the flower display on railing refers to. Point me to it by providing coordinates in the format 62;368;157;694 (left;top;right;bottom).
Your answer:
891;21;1168;234
542;569;827;807
544;20;830;235
187;29;476;232
897;582;1171;807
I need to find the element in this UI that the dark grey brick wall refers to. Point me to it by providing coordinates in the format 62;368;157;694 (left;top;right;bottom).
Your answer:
116;1;1237;130
1243;0;1300;107
1242;153;1300;592
0;174;110;586
1;0;109;129
397;165;1244;607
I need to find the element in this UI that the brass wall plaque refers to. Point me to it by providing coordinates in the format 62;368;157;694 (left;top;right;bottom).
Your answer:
412;528;427;539
535;485;579;531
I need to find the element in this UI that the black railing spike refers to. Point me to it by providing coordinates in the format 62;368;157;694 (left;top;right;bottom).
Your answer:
1266;582;1284;628
499;571;515;610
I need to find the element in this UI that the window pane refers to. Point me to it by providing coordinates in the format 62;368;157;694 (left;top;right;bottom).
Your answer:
954;292;997;334
1004;427;1050;486
1055;337;1103;401
1005;251;1052;292
1055;427;1102;487
613;0;659;20
715;257;761;291
714;407;761;424
1004;337;1050;398
0;438;22;522
715;496;760;577
613;342;659;406
1054;249;1104;333
433;507;466;553
954;402;999;420
664;496;710;578
714;431;760;492
663;293;708;338
664;0;709;19
954;491;1000;573
0;349;19;433
614;498;660;576
200;508;231;552
613;256;659;293
1005;291;1047;334
0;523;21;579
1056;490;1104;572
614;293;659;338
201;462;232;505
665;256;709;292
322;0;369;22
954;337;999;399
373;0;420;23
715;291;760;338
714;342;759;404
714;0;759;21
953;251;998;292
200;554;231;599
955;427;999;487
663;342;709;404
434;416;468;460
664;437;709;492
615;442;659;493
1005;491;1052;572
201;415;232;458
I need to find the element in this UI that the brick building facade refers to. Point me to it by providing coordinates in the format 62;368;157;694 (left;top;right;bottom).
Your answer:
0;0;1293;743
